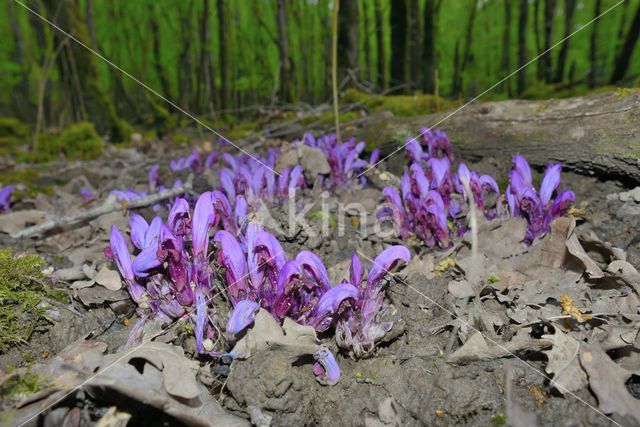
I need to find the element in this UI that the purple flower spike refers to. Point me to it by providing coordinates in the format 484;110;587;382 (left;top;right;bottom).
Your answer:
551;189;575;217
350;253;364;286
540;164;562;206
366;246;411;291
192;192;215;259
168;198;191;235
295;250;331;290
109;225;134;282
0;185;14;213
313;347;341;386
312;282;359;331
254;231;287;271
213;230;248;301
457;162;471;187
226;300;260;339
129;214;149;250
205;151;219;169
132;246;162;277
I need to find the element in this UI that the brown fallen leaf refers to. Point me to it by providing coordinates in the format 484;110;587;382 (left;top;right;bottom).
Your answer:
447;331;552;364
0;210;49;234
579;343;640;424
542;330;588;394
607;260;640;297
231;309;318;360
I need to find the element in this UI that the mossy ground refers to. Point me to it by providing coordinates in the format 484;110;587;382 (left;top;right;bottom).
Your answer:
342;88;461;117
0;248;65;354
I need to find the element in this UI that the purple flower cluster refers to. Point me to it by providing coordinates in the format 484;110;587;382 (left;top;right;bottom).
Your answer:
382;127;575;247
0;185;14;213
169;150;218;173
218;150;305;207
380;157;499;248
300;133;379;188
220;228;410;361
109;193;220;353
506;155;575;243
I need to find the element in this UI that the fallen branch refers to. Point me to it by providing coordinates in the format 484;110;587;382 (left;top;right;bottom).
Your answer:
11;175;193;239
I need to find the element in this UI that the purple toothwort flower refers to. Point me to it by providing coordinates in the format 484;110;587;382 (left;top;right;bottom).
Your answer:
0;185;14;212
313;346;341;386
226;299;260;340
80;187;96;202
507;155;575;243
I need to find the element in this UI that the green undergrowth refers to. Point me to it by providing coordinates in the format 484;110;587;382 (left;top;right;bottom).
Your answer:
0;167;55;198
30;122;104;162
0;365;49;399
0;248;65;354
0;117;29;158
342;88;461;117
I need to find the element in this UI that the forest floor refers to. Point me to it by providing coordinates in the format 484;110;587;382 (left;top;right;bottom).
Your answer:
1;93;640;426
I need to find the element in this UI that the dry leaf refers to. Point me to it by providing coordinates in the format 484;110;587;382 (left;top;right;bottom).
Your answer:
542;330;588;394
447;331;551;364
580;343;640;424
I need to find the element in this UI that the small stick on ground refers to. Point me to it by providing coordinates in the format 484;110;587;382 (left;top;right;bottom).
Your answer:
11;175;193;239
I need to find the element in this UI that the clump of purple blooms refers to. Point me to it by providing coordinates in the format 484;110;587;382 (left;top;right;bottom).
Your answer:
220;225;410;360
506;155;575;243
217;149;305;208
109;192;410;385
381;128;575;246
0;185;14;213
300;133;379;188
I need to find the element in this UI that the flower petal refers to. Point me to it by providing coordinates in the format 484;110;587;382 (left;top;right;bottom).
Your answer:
350;252;364;286
132;245;162;277
540;163;562;206
226;300;260;339
192;192;215;258
366;246;411;290
313;347;341;386
110;225;134;282
295;250;331;290
312;282;359;331
129;214;149;250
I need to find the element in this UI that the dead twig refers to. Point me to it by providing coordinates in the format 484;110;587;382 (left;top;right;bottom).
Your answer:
11;175;193;239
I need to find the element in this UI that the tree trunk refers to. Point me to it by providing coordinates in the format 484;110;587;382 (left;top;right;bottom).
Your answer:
149;5;173;101
363;1;373;84
588;0;601;88
390;0;407;90
217;0;229;109
517;0;528;94
276;0;292;102
553;0;576;83
453;0;479;97
197;0;215;115
533;0;542;79
6;0;31;119
85;0;97;49
451;39;460;97
422;0;437;94
542;0;556;82
408;0;421;90
610;2;640;84
375;0;386;90
42;0;129;141
500;0;512;95
178;1;194;110
338;0;359;84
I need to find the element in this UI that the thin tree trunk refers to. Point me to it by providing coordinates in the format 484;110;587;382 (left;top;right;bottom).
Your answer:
390;0;407;91
7;0;31;119
553;0;576;83
149;5;173;100
408;0;421;90
178;1;194;110
500;0;512;95
610;1;640;83
517;0;528;94
533;0;542;79
42;0;129;141
453;0;479;97
197;0;215;115
375;0;386;90
451;39;460;97
85;0;97;49
422;0;437;93
217;0;229;109
588;0;601;88
363;1;373;83
276;0;292;102
338;0;359;84
542;0;556;82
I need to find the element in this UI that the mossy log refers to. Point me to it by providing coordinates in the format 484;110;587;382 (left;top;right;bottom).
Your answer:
370;90;640;184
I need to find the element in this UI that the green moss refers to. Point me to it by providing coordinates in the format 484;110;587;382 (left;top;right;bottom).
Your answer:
614;87;637;98
0;365;50;399
0;117;30;157
0;168;55;198
490;413;507;426
0;248;64;354
299;110;360;126
168;131;191;146
31;122;104;162
342;88;460;117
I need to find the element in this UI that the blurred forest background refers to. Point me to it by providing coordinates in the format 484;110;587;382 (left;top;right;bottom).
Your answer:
0;0;639;148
